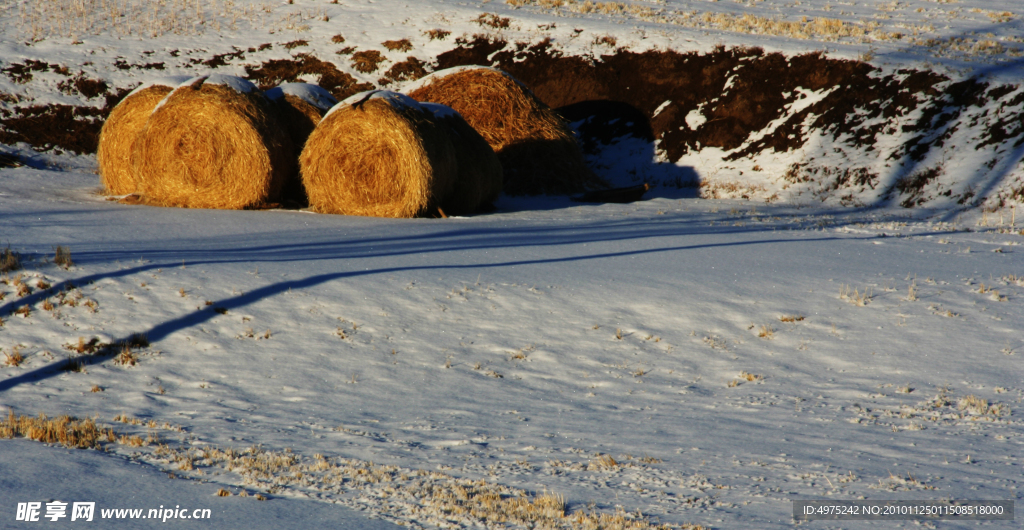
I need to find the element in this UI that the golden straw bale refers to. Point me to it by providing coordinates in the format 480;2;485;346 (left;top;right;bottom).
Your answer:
421;103;503;215
133;75;294;209
405;66;596;196
97;77;190;195
300;90;457;218
265;83;338;205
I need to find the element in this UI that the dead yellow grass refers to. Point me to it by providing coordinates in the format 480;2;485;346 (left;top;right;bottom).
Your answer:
98;85;175;195
133;76;293;209
406;66;595;195
300;91;456;217
149;442;681;530
0;410;109;449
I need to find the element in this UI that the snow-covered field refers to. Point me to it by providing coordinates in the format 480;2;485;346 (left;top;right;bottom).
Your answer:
1;1;1023;529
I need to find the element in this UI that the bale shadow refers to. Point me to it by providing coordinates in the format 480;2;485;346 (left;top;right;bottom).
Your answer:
557;99;700;199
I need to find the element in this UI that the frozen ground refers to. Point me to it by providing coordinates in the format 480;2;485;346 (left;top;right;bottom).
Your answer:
1;152;1021;529
1;1;1023;529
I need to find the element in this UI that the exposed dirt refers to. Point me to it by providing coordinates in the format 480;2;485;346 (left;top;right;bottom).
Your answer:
380;57;428;86
2;60;71;83
0;104;107;154
350;50;387;74
244;53;373;101
433;37;958;163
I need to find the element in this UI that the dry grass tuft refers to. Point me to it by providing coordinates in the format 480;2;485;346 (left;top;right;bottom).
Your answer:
476;12;512;29
2;346;24;367
757;324;774;339
133;76;293;209
0;410;106;449
779;315;805;322
426;28;451;40
382;38;413;52
406;66;597;195
114;343;138;366
351;50;386;73
53;245;73;268
589;454;619;469
300;91;457;218
957;395;989;415
98;84;176;195
840;284;873;306
1;245;21;273
740;371;764;382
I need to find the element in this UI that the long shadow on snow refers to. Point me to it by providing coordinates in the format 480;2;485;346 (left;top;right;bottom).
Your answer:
0;231;874;393
27;208;897;271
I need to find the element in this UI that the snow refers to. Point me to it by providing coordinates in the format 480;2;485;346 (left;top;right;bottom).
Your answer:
329;90;424;118
125;76;194;98
197;74;258;94
1;1;1023;529
419;102;459;120
264;83;338;112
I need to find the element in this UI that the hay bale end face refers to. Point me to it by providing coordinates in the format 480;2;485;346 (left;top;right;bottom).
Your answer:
421;103;503;215
133;75;294;210
405;66;597;196
300;90;456;218
97;76;192;195
265;83;338;204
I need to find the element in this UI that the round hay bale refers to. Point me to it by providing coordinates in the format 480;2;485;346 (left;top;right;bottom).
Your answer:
405;66;598;196
97;76;192;195
421;103;503;215
265;83;338;205
300;90;457;218
133;75;294;209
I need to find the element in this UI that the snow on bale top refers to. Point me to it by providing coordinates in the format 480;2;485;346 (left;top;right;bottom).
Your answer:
264;83;338;112
198;74;259;94
325;89;425;120
419;102;459;120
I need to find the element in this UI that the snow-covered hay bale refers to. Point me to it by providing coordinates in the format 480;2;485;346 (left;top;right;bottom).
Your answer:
265;83;337;152
265;83;338;204
133;75;293;209
97;76;191;195
405;66;592;196
299;90;456;218
422;103;503;215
